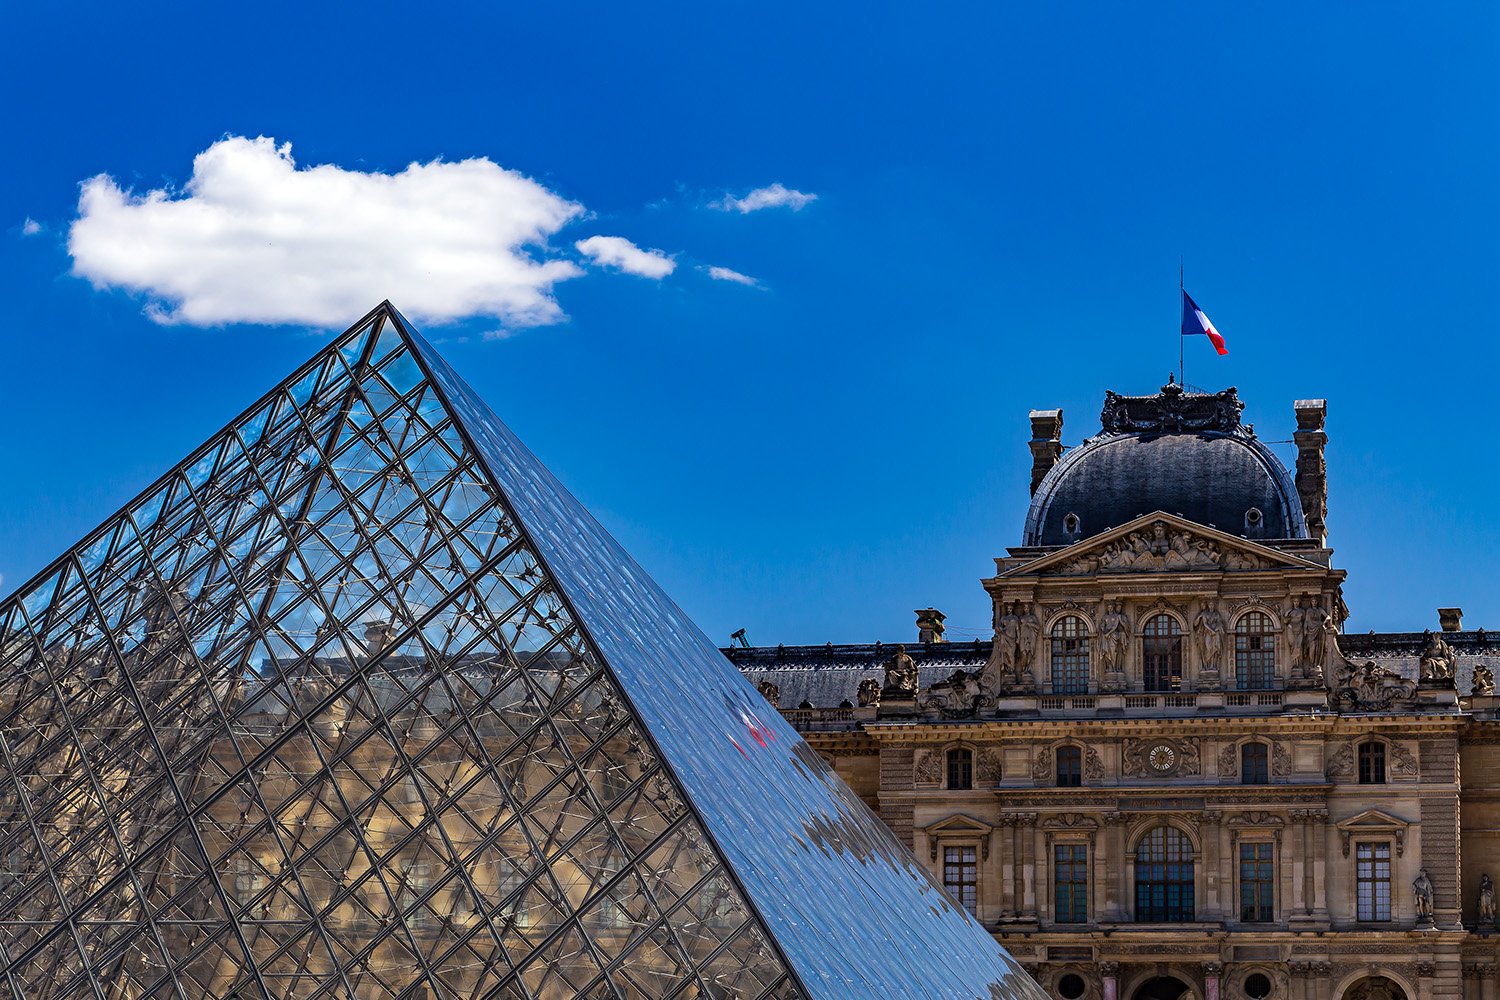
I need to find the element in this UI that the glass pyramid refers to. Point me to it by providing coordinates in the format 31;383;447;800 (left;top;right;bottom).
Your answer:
0;304;1037;1000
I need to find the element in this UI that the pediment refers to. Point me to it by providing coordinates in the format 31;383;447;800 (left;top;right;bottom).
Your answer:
1002;512;1322;579
923;813;995;837
1335;808;1411;857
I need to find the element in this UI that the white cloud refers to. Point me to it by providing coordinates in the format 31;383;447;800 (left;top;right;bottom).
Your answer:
714;182;818;214
68;135;586;328
705;265;760;287
21;218;41;236
574;235;675;279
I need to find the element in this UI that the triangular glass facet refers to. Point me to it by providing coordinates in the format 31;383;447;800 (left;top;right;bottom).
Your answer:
0;303;1037;1000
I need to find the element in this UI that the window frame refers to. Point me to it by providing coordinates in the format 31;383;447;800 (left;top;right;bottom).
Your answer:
1141;614;1184;692
943;844;979;916
947;747;974;790
1234;611;1277;690
1050;615;1091;695
1240;742;1270;785
1056;745;1083;787
1355;840;1392;922
1053;842;1089;924
1134;825;1196;923
1237;840;1275;923
1358;741;1387;784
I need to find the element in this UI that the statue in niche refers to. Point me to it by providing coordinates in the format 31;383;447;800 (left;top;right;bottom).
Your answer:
994;602;1022;688
1015;603;1042;690
1194;598;1228;678
857;677;881;708
1414;868;1435;925
1473;664;1496;697
1480;874;1496;925
1419;631;1458;682
1097;600;1130;692
882;645;919;698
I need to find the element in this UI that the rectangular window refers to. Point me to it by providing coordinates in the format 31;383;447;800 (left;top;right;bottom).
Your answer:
944;846;978;916
1359;742;1386;784
1356;842;1391;921
1241;743;1269;785
1054;844;1088;923
1238;842;1274;922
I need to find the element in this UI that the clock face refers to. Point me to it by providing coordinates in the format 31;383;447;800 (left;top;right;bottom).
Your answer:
1148;744;1177;773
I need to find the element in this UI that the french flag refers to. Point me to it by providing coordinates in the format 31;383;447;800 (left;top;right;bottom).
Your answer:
1181;290;1228;355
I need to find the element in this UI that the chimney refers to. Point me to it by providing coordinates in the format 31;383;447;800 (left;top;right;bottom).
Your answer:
1439;608;1464;632
1029;409;1064;495
915;608;947;644
1293;399;1328;545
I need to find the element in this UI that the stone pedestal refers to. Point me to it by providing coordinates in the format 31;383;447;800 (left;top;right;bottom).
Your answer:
876;694;917;719
1285;688;1330;710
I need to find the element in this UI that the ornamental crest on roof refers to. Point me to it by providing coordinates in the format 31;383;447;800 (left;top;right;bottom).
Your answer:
1100;381;1244;434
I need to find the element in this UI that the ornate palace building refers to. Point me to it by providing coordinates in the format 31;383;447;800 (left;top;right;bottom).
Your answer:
729;382;1500;1000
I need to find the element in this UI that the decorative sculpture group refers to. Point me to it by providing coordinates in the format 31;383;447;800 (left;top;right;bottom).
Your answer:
1055;522;1273;576
1285;594;1334;687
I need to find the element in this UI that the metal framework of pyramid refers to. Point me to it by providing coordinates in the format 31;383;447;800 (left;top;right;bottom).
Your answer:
0;304;1036;1000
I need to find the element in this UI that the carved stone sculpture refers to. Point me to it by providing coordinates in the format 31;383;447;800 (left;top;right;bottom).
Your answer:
1194;598;1227;689
1414;868;1435;925
1419;631;1458;683
1481;874;1496;925
1474;664;1496;697
1285;595;1332;685
1015;603;1042;689
1055;520;1275;576
856;677;881;707
755;680;780;708
1331;659;1418;711
1097;599;1130;692
1100;383;1245;434
986;601;1039;693
882;644;919;698
918;669;994;718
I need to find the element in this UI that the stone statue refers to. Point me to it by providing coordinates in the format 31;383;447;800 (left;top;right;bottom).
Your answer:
1419;631;1458;682
1284;597;1308;678
1015;603;1042;690
882;644;919;698
1414;868;1435;925
857;677;881;708
1098;600;1130;692
1301;600;1333;685
1481;874;1496;925
755;680;780;708
918;668;993;717
1474;664;1496;697
1193;599;1227;678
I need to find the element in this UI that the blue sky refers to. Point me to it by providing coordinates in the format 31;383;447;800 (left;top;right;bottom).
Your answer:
2;2;1497;644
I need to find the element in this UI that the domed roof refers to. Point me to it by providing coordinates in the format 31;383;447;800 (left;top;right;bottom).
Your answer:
1024;383;1307;546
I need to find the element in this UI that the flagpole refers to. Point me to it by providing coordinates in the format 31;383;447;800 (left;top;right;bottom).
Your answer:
1179;259;1185;386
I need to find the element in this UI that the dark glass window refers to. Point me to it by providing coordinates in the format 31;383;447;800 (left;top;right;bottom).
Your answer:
1244;974;1273;1000
944;846;978;916
1359;741;1386;784
1239;842;1274;922
1059;974;1088;1000
1241;742;1270;785
1051;615;1090;694
1054;844;1088;923
1235;612;1276;690
1141;615;1183;692
1356;842;1392;920
1135;826;1195;922
947;748;973;790
1056;745;1083;787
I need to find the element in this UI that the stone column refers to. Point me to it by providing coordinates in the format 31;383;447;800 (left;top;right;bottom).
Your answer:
1019;813;1039;916
1100;962;1121;1000
1287;962;1309;1000
1104;812;1128;921
1203;963;1223;1000
1288;810;1308;914
1311;809;1329;919
1200;811;1222;919
999;815;1017;916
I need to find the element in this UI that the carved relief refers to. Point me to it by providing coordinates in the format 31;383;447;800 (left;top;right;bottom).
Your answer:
1390;742;1418;779
1330;659;1417;712
918;669;994;717
1327;743;1355;780
1083;746;1105;782
1228;810;1285;827
1041;812;1100;830
1032;743;1104;783
1123;737;1201;778
1100;383;1244;434
1217;742;1238;777
913;750;942;785
1054;520;1276;576
1272;741;1292;779
976;748;1004;784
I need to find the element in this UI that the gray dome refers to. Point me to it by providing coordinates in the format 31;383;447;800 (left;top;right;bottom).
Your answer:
1024;385;1307;546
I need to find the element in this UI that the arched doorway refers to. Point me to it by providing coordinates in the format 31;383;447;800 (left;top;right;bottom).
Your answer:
1342;977;1408;1000
1133;976;1193;1000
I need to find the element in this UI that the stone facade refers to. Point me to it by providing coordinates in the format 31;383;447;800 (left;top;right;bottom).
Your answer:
728;384;1500;1000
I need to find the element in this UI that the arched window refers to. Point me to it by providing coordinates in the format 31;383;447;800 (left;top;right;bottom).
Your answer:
1241;742;1269;784
1135;826;1195;922
1235;612;1276;690
1358;741;1386;784
947;748;973;790
1050;616;1090;694
1056;745;1083;787
1142;615;1183;692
